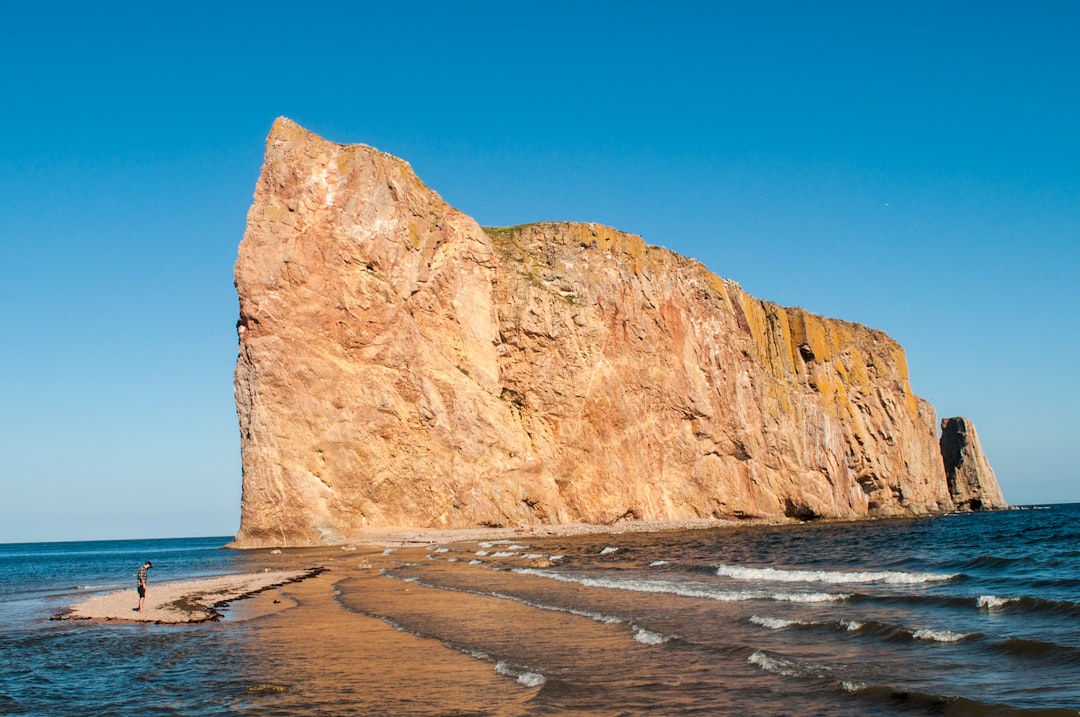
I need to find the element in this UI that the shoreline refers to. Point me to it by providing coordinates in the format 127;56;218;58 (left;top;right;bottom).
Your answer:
233;516;778;549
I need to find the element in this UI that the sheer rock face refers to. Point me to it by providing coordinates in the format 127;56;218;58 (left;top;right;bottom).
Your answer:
232;118;1007;547
940;417;1008;511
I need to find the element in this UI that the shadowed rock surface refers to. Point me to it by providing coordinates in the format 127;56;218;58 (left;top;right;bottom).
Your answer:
232;118;1006;547
940;417;1008;511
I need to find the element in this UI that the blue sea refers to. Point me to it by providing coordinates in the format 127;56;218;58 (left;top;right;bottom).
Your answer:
2;506;1079;715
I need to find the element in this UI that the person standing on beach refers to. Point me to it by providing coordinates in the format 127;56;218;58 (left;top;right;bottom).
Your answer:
136;561;152;612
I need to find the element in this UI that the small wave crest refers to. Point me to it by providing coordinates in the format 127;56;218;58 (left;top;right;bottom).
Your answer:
958;554;1024;570
993;637;1080;665
978;595;1018;610
912;628;971;643
633;627;670;645
495;660;547;687
853;619;974;643
749;615;809;630
748;650;807;678
977;594;1080;616
716;563;957;585
751;615;973;644
840;681;1060;716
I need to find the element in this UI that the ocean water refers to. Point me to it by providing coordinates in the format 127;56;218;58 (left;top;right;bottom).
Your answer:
2;506;1079;715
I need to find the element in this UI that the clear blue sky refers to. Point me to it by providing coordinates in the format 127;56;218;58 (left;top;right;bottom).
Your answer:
2;2;1076;542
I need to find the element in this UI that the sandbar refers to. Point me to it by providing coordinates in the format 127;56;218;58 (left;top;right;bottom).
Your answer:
64;568;321;624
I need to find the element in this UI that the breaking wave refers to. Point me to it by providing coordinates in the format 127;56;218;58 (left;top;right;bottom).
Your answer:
514;568;850;603
750;614;975;643
495;660;547;688
978;594;1080;616
632;628;670;645
716;563;957;585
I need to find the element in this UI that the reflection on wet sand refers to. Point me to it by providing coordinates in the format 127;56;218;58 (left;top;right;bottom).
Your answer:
239;549;538;716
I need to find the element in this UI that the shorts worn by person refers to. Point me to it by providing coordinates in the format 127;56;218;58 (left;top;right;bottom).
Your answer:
136;561;152;612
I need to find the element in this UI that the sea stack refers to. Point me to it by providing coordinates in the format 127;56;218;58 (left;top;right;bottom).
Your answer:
232;118;1007;547
939;417;1008;511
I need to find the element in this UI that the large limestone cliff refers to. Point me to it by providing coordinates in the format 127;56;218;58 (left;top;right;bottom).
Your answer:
233;118;1006;547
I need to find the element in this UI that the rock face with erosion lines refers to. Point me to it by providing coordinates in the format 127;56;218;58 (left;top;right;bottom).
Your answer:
232;118;1007;547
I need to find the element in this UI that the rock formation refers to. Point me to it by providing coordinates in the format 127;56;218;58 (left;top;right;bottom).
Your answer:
939;417;1007;511
232;118;1007;547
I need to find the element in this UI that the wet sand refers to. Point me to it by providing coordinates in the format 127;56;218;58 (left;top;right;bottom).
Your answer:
236;559;540;715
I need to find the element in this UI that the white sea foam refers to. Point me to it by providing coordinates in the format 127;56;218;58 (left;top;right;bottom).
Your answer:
492;551;517;558
748;650;801;677
633;627;670;645
435;547;450;553
749;615;807;630
516;671;547;687
912;628;971;643
600;547;619;555
715;563;957;585
523;554;545;560
513;568;850;603
978;595;1018;609
478;542;494;548
465;647;492;661
469;559;483;565
475;550;490;556
506;544;531;551
382;548;395;556
495;660;547;687
649;560;669;566
841;619;865;632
